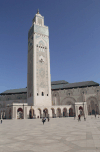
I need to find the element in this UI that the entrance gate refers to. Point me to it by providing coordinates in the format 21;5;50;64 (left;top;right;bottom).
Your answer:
69;108;73;117
17;108;23;119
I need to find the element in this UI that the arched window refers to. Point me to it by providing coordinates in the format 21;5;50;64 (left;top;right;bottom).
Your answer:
42;92;44;96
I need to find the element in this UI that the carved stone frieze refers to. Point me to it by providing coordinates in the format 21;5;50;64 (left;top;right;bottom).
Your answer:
77;95;83;102
36;40;48;93
66;90;73;96
61;96;76;105
80;88;87;95
94;87;100;94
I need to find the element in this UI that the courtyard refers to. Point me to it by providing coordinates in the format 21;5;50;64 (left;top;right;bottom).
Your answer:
0;116;100;152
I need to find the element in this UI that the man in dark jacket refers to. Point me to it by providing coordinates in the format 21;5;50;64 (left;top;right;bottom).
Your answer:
42;117;45;125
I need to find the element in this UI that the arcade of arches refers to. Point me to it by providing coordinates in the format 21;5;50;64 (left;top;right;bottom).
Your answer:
0;96;100;119
28;107;75;118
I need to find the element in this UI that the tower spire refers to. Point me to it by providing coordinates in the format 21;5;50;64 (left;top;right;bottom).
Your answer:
37;9;39;14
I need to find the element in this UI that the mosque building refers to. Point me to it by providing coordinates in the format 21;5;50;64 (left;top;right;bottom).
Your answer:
0;10;100;119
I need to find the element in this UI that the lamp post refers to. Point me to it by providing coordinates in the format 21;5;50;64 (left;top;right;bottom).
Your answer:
23;103;24;119
83;92;86;120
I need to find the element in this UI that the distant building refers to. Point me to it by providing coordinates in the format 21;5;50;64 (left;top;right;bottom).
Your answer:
0;10;100;119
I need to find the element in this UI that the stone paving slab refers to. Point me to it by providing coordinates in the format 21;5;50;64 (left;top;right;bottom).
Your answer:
0;116;100;152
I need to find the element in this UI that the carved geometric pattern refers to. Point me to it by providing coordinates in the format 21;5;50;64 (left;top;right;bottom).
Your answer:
94;87;100;94
77;95;83;102
39;68;45;78
80;88;87;95
66;90;73;96
61;97;76;105
52;92;60;105
36;38;49;94
40;82;45;88
38;18;42;25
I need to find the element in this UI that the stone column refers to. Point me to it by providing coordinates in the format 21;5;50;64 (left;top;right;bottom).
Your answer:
16;107;18;119
48;108;52;118
98;102;100;115
84;103;86;117
24;107;27;119
23;104;26;119
85;103;88;117
4;112;5;119
1;112;2;119
12;106;14;119
40;107;44;118
15;107;17;119
75;106;78;118
54;108;57;117
35;108;40;118
54;107;57;118
67;109;69;117
61;108;63;117
12;107;17;119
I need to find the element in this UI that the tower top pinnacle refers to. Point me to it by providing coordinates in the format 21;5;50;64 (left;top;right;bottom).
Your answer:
37;9;39;14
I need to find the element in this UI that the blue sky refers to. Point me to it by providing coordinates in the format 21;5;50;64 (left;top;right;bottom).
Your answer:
0;0;100;93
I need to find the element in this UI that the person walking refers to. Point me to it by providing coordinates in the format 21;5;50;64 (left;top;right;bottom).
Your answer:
48;117;49;122
42;117;45;125
1;119;2;124
95;113;96;118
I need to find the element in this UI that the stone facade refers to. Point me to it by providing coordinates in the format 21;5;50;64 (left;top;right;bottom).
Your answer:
0;11;100;120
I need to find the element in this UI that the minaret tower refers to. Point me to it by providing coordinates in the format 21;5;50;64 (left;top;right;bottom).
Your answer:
27;10;51;107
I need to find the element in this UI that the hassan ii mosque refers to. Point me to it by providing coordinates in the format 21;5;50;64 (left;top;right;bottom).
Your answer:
0;10;100;119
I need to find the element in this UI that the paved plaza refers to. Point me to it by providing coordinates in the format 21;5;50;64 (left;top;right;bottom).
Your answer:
0;116;100;152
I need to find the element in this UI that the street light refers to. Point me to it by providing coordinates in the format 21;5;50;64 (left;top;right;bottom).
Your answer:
82;92;86;120
23;103;24;119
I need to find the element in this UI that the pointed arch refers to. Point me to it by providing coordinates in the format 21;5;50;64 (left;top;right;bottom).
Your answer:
61;97;76;105
38;40;45;46
52;91;60;105
86;96;99;115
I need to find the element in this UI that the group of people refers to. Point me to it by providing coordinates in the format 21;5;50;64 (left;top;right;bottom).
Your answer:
42;117;49;125
77;114;86;121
